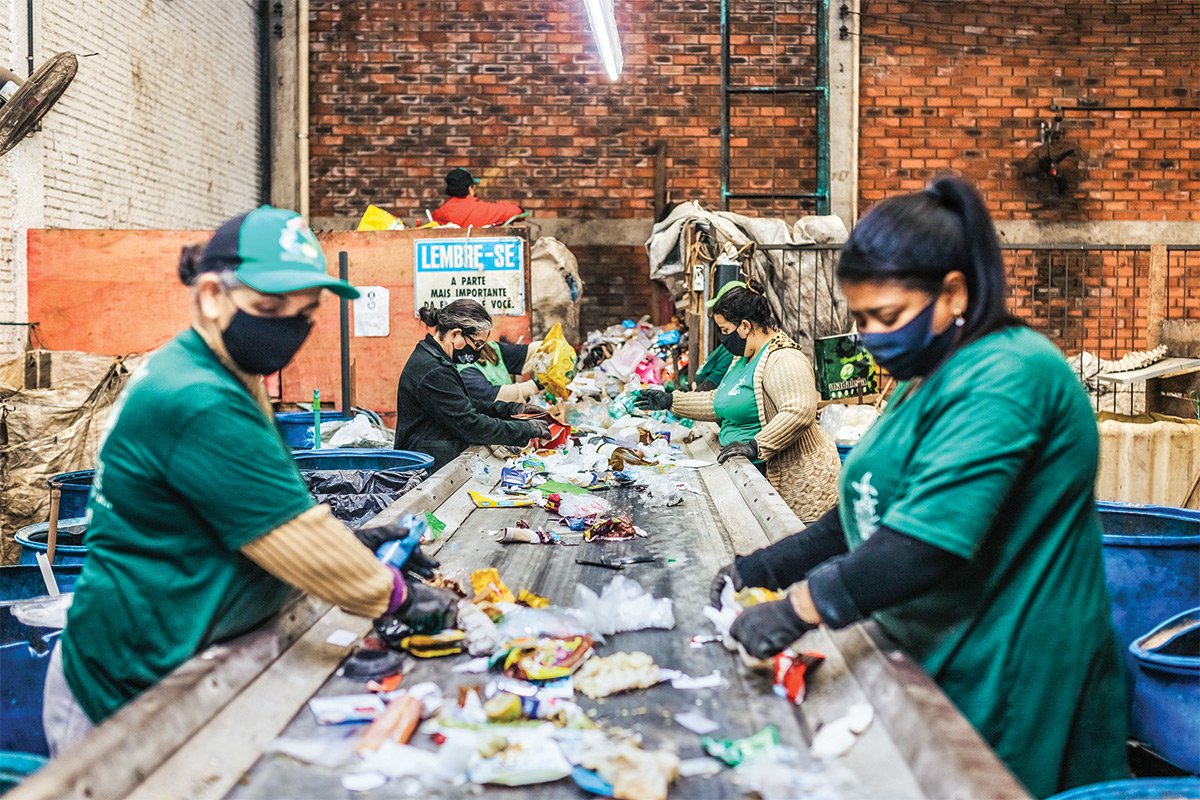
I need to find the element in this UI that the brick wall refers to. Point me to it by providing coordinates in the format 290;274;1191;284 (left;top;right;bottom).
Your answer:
0;0;265;358
0;9;20;355
37;0;263;228
308;0;827;330
857;1;1199;222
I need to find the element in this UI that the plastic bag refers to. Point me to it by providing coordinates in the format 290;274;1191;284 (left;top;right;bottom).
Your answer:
357;204;405;231
640;475;682;508
11;592;74;629
572;576;674;636
817;404;880;445
533;323;579;400
601;337;650;382
328;413;392;449
302;468;426;528
493;606;598;640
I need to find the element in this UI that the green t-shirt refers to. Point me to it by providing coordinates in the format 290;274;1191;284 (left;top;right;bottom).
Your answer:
712;343;769;447
838;326;1126;797
61;330;315;723
694;344;734;387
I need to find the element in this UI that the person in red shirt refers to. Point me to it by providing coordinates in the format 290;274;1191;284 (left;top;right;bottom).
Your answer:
431;168;524;228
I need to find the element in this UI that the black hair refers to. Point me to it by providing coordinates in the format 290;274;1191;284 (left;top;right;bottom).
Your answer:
178;244;206;286
418;299;492;336
712;279;777;329
837;175;1022;345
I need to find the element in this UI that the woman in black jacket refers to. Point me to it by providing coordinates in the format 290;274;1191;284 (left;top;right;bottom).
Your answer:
394;300;549;471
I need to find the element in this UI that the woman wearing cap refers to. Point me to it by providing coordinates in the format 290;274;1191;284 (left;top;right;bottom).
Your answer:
393;299;551;472
43;207;459;755
457;338;544;404
715;178;1127;797
636;280;841;522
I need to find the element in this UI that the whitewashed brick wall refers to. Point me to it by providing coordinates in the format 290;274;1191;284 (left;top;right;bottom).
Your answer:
0;0;264;357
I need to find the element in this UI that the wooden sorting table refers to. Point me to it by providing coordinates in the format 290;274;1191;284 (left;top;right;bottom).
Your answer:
11;436;1030;800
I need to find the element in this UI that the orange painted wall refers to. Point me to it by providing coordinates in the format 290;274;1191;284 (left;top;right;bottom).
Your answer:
26;228;531;422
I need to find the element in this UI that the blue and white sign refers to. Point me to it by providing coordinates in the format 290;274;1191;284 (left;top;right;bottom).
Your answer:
413;237;526;317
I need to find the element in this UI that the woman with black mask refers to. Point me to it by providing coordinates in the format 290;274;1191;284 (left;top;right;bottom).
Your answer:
635;280;840;521
45;207;459;756
715;177;1127;798
393;299;550;471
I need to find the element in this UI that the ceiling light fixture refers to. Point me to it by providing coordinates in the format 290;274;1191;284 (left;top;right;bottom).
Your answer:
582;0;623;81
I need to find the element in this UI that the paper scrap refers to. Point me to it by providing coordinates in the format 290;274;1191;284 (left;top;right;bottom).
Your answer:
325;629;358;648
675;710;720;735
452;657;491;674
671;670;727;690
678;757;724;778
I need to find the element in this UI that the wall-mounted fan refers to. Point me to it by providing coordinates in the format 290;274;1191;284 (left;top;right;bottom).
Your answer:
0;52;78;157
1017;107;1084;202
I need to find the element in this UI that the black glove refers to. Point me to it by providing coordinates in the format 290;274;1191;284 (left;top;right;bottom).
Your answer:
353;523;441;580
525;419;553;441
709;562;744;608
695;380;718;392
516;403;545;416
375;578;459;641
633;389;673;411
718;439;759;464
729;597;815;659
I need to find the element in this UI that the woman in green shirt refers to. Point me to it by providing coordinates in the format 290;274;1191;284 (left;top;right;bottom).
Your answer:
636;282;841;522
714;177;1128;797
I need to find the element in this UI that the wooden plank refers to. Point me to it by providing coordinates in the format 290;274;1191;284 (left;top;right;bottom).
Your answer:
1096;356;1200;385
1147;244;1167;349
7;595;332;800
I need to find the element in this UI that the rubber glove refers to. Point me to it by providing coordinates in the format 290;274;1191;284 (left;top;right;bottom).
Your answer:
709;562;744;607
718;439;759;464
633;389;672;411
525;419;553;441
516;402;546;416
374;577;459;642
729;597;815;659
353;523;440;580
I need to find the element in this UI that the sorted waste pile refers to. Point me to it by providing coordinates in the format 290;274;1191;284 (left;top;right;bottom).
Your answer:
265;319;874;800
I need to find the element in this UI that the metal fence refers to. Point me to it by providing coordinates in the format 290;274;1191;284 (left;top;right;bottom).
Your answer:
758;242;1198;413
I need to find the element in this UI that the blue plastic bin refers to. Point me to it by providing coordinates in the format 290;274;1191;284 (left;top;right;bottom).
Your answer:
1097;502;1200;663
1129;608;1200;774
1047;778;1200;800
0;751;49;795
291;448;434;473
0;565;83;758
48;470;94;521
275;410;352;449
13;519;88;566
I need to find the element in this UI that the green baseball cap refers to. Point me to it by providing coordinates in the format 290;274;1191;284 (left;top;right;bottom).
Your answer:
705;279;747;309
200;205;360;299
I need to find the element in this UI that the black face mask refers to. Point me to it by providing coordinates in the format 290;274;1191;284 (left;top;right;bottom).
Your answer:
221;309;313;375
452;345;479;365
722;328;748;358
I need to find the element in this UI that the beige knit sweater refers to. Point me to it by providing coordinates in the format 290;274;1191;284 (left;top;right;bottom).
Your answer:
672;331;841;521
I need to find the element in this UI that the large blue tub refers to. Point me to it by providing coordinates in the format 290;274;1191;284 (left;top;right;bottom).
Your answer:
1129;608;1200;774
13;519;88;566
48;470;94;521
1047;778;1200;800
0;751;48;795
291;448;434;473
1097;502;1200;661
0;565;84;757
275;410;352;449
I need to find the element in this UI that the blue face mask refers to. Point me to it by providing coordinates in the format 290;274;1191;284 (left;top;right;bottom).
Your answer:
859;299;959;380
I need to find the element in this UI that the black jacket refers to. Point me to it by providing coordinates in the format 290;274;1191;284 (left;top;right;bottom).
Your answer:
393;335;534;471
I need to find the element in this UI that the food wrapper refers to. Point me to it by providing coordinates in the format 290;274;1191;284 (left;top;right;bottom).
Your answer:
469;490;536;508
501;635;594;681
772;651;825;705
701;725;781;767
517;588;551;608
573;651;661;699
532;323;579;400
356;204;405;231
734;587;784;607
399;630;466;658
471;568;516;603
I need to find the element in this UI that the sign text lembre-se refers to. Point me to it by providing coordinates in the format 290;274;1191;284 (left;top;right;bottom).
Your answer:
413;237;526;317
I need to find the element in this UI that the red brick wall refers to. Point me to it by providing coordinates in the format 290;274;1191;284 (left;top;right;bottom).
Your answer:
858;1;1199;222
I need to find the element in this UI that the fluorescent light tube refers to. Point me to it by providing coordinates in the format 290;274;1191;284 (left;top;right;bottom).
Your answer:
582;0;623;81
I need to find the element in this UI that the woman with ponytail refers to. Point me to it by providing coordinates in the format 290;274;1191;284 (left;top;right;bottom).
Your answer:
714;177;1128;797
635;280;841;521
393;299;550;471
